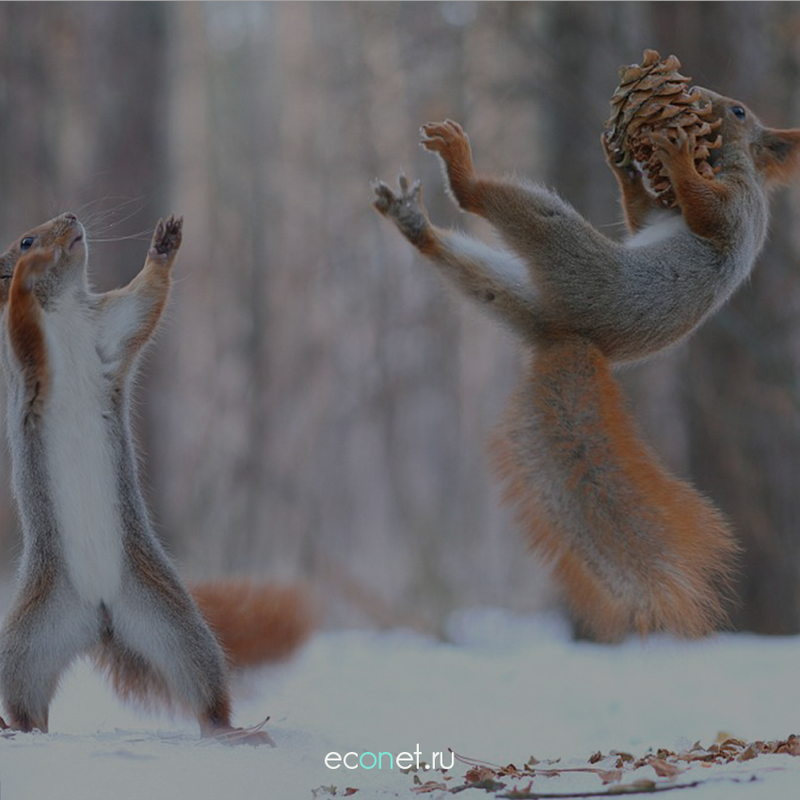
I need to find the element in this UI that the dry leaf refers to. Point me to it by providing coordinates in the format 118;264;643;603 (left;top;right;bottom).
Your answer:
465;766;497;783
410;780;448;794
600;769;624;784
777;734;800;756
738;744;760;762
649;758;683;778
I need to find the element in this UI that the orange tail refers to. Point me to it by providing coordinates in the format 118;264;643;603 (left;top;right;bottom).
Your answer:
190;579;316;668
491;337;740;641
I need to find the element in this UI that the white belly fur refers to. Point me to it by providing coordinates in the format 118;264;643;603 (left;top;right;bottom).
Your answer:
44;298;123;603
626;209;688;248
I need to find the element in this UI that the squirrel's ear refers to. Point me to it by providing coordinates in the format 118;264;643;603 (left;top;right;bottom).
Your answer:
754;127;800;187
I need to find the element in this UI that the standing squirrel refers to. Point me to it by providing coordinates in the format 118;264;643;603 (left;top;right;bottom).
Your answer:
373;89;800;639
0;213;313;742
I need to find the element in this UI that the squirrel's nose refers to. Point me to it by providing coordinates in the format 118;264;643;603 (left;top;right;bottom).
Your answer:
62;212;78;222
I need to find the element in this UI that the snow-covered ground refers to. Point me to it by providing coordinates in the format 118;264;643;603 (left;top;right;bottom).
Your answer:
0;609;797;799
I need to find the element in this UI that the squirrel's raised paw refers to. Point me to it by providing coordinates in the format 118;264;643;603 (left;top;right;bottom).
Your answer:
602;132;628;171
149;214;183;261
372;179;397;216
420;120;478;210
372;174;422;216
420;119;473;166
15;248;56;293
420;119;467;151
651;127;695;163
372;175;432;250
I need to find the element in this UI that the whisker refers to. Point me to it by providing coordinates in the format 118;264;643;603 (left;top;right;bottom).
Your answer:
88;227;153;245
76;195;147;230
74;195;131;216
74;195;138;219
80;196;149;237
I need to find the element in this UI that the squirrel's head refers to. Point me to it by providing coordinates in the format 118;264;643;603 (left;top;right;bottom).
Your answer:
695;88;800;188
0;213;87;308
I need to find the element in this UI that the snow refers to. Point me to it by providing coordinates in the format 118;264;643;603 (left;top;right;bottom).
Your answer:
0;608;798;799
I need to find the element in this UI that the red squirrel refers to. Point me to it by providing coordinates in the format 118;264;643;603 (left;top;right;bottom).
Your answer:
374;89;800;640
0;214;313;742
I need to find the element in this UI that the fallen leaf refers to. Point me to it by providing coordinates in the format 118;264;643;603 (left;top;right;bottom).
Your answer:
611;750;634;764
649;759;682;778
410;780;448;795
465;766;497;783
737;744;760;762
599;769;623;784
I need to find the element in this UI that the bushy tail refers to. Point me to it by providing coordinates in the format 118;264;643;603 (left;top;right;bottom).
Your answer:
490;336;739;640
190;579;316;667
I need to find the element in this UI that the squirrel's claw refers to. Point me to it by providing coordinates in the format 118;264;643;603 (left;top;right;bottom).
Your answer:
371;179;397;215
420;119;469;154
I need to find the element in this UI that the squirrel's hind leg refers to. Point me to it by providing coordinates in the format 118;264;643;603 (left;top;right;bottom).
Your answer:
108;575;230;724
0;580;98;732
104;553;273;745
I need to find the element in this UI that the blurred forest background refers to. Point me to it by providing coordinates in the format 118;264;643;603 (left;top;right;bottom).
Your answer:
1;1;799;635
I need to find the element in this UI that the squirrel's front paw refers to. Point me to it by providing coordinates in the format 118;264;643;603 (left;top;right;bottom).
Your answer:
601;133;639;179
651;128;696;170
372;174;423;216
420;120;472;165
372;175;432;249
15;248;55;293
421;120;479;211
149;214;183;262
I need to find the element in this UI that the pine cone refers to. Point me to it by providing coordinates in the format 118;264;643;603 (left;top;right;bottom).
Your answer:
604;49;722;208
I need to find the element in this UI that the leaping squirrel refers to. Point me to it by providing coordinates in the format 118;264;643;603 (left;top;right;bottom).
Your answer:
374;88;800;640
0;213;313;742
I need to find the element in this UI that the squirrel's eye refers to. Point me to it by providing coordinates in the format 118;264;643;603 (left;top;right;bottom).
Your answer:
731;106;746;120
20;237;35;251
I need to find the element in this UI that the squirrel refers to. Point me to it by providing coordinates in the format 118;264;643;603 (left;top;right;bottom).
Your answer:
373;89;800;640
0;213;313;742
